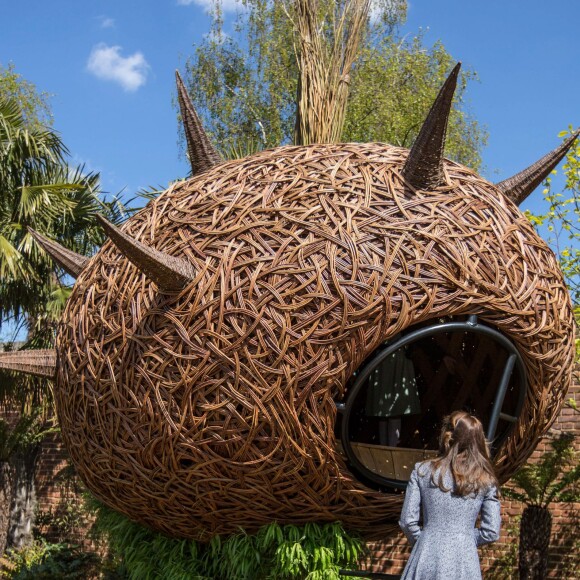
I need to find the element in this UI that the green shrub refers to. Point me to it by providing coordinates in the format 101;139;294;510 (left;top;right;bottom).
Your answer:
89;498;367;580
1;541;47;578
1;541;100;579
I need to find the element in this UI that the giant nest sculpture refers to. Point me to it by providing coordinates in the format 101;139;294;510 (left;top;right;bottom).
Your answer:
0;64;577;541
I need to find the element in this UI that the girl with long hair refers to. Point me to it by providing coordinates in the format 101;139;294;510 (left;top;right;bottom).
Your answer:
399;410;501;579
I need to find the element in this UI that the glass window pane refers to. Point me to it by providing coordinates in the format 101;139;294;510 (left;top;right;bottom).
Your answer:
339;322;524;489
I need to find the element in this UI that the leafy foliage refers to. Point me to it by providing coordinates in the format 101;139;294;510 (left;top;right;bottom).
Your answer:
343;33;485;170
0;411;56;463
0;64;130;336
0;95;125;332
0;69;129;412
90;498;366;580
0;67;132;559
526;128;580;306
0;541;100;579
183;0;486;168
0;64;52;131
502;433;580;508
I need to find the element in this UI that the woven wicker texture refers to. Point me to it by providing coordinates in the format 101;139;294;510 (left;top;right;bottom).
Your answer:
28;228;88;278
0;349;56;379
55;143;575;540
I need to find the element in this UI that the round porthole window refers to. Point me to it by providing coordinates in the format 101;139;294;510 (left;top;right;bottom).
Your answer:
336;316;526;490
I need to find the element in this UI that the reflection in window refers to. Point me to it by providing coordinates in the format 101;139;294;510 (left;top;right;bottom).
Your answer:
365;349;420;447
339;323;524;489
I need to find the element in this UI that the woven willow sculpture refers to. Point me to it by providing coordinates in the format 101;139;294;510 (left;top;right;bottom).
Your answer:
1;65;577;541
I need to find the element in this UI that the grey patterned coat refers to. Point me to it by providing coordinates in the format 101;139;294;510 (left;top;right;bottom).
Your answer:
399;462;501;579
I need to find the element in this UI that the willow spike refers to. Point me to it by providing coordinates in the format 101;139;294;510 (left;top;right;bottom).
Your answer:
96;215;196;292
0;349;56;379
496;129;580;205
402;62;461;191
28;228;89;278
175;70;222;176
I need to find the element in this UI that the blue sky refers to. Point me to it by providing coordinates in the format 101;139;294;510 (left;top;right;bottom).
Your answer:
1;0;579;340
2;0;578;200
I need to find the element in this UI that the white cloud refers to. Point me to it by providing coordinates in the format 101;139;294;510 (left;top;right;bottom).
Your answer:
87;44;150;92
99;16;115;29
177;0;242;13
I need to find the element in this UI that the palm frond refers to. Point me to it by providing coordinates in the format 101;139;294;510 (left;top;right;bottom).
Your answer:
0;233;30;279
545;463;580;504
508;433;578;508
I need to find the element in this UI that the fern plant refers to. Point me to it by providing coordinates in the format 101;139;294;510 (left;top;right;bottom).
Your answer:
89;496;366;580
502;432;580;580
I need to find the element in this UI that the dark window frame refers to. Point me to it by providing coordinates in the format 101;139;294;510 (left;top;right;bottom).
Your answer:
336;316;527;490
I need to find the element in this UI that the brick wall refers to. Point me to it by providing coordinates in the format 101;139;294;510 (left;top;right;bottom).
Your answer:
34;432;91;546
5;382;579;576
363;380;580;578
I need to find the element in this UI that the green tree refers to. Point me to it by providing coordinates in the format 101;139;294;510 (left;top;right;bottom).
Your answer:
343;33;484;170
0;67;125;554
183;0;486;167
0;95;126;347
527;128;580;306
0;63;52;131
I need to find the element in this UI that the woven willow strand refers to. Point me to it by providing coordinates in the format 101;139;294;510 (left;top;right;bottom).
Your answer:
54;143;574;541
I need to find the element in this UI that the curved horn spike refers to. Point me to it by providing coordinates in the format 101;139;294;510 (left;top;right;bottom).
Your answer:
0;349;56;380
403;62;461;190
175;70;222;176
96;215;196;292
28;228;89;278
496;129;580;205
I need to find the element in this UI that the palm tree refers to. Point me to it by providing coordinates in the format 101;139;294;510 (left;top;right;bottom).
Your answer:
0;97;124;340
0;95;127;552
503;432;580;579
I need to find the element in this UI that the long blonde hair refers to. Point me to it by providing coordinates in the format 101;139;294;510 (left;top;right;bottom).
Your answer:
428;411;498;496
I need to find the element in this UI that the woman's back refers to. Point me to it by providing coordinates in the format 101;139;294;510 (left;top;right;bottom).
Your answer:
398;412;501;579
399;462;500;579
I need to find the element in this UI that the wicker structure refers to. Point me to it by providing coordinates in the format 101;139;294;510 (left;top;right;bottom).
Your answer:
0;67;577;541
